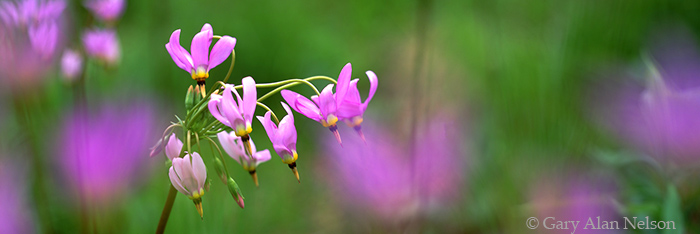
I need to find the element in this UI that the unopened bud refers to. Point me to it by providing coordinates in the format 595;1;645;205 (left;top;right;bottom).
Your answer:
213;157;226;183
194;84;203;104
185;85;195;111
227;177;245;209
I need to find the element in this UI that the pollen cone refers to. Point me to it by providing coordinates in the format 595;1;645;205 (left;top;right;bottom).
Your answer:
193;199;203;219
288;163;300;183
329;125;343;146
249;170;259;187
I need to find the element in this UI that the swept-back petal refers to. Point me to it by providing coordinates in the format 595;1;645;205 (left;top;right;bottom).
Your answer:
190;23;213;69
363;71;378;108
165;133;183;160
336;101;363;119
222;85;244;127
208;94;230;126
257;112;278;141
208;36;236;70
319;84;337;117
190;152;206;189
169;167;189;195
280;102;298;147
345;79;362;103
242;77;257;123
165;29;193;72
253;149;272;165
282;90;322;121
335;63;352;105
218;131;247;162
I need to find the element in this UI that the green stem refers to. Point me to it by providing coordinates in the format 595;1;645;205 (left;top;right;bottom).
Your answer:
256;76;336;102
256;102;280;124
155;186;178;234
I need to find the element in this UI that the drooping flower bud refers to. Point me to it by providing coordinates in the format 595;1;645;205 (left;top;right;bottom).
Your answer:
227;177;244;209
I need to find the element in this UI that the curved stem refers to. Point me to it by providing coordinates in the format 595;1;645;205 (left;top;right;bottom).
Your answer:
256;102;280;124
205;137;231;177
222;49;236;84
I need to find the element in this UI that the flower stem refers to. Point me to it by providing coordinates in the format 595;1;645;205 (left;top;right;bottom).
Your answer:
256;76;336;102
155;185;178;234
256;102;280;124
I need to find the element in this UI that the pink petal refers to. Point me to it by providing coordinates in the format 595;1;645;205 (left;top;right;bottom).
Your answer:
190;152;207;189
363;71;378;108
335;63;352;106
222;85;245;127
242;77;257;124
165;29;193;72
165;133;183;160
190;23;213;70
257;112;278;142
208;94;230;126
254;149;272;165
280;102;298;147
174;155;197;192
336;101;363;119
217;131;245;161
344;79;362;103
282;90;322;121
208;36;236;70
169;167;189;196
319;84;337;117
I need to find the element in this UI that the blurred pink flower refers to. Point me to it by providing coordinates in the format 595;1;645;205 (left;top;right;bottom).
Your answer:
600;34;700;165
59;102;156;203
0;0;65;89
0;160;34;234
61;49;82;81
322;114;467;220
84;0;124;22
82;28;120;65
530;174;620;234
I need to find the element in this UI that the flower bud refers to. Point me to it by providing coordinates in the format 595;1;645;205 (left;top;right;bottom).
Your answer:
227;177;245;209
213;156;226;183
185;85;194;111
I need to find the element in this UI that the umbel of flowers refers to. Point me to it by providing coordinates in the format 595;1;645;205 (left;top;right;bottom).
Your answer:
151;23;378;232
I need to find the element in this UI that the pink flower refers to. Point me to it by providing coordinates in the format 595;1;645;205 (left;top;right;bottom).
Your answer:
165;23;236;84
257;102;298;164
82;28;120;65
217;131;271;172
282;63;354;144
164;133;183;161
208;77;257;136
84;0;125;22
336;70;378;141
169;152;206;199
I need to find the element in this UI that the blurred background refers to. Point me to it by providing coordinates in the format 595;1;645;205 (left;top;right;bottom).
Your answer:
1;0;700;233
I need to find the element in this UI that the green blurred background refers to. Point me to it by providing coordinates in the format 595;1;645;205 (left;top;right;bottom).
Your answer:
4;0;700;233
